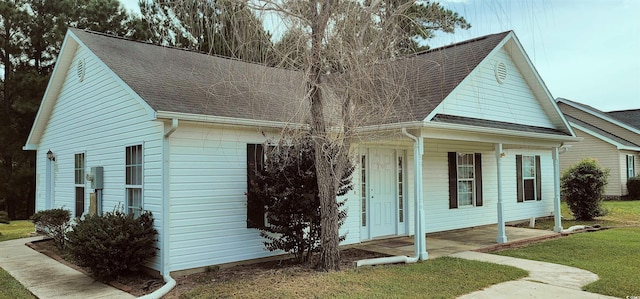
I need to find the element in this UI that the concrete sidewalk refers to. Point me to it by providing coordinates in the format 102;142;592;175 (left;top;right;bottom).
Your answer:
451;251;618;299
0;236;135;299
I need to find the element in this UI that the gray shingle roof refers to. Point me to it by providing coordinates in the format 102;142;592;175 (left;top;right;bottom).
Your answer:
432;114;569;136
70;28;509;124
565;115;640;147
607;109;640;130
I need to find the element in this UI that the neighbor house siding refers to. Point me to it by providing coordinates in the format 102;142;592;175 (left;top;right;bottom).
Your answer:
35;45;164;270
619;151;639;195
422;140;555;232
438;48;554;129
558;127;623;196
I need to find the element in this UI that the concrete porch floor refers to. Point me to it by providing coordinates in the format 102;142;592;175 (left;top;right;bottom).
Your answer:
354;225;558;258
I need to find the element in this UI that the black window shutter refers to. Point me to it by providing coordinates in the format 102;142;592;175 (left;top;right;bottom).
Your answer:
516;155;523;202
246;144;265;228
448;152;458;209
475;153;483;206
535;155;542;201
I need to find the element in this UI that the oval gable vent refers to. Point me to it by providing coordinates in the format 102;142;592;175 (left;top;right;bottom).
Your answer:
77;59;86;82
494;61;507;84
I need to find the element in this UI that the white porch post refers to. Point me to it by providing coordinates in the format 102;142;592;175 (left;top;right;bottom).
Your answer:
495;143;507;243
416;136;427;260
552;147;563;232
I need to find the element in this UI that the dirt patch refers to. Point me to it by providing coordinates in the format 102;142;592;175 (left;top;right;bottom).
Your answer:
29;238;387;298
28;238;164;297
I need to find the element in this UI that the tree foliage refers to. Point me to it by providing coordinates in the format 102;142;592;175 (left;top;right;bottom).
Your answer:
248;135;353;264
0;0;140;219
627;176;640;198
561;158;609;221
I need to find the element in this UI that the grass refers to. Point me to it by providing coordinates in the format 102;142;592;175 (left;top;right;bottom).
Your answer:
522;200;640;230
0;220;36;299
0;220;35;242
496;227;640;298
180;257;527;298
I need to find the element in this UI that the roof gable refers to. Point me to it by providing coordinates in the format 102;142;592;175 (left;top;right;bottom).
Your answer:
427;32;574;137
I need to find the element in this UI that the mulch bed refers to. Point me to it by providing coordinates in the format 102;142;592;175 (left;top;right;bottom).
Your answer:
28;238;387;298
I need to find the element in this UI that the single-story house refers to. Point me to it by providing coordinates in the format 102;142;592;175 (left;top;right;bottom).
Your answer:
24;28;579;275
556;98;640;197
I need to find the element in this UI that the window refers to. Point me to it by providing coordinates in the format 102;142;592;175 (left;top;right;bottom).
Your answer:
75;153;85;217
397;155;404;223
448;152;483;209
247;144;265;228
361;155;367;227
126;145;143;217
516;155;541;202
627;155;636;179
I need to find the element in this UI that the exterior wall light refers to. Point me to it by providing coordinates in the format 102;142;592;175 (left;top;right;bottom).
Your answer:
46;150;55;161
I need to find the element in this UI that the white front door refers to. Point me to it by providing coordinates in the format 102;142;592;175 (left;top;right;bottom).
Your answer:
369;148;397;237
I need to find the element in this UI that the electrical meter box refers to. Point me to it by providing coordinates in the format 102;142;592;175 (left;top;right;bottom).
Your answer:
91;166;103;189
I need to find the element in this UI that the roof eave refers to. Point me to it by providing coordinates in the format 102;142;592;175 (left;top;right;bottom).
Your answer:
570;122;640;151
557;98;640;135
424;121;582;143
156;111;308;129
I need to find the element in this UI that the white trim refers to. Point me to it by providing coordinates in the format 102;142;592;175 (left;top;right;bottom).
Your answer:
570;122;640;151
125;143;144;216
557;98;640;135
423;121;581;143
156;111;307;129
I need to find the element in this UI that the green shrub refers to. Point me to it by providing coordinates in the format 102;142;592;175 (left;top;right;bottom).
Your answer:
0;211;9;224
627;176;640;198
31;208;71;250
65;209;158;281
561;158;609;220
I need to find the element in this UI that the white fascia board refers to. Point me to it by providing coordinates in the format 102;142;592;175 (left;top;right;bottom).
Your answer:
570;122;640;151
557;98;640;135
24;33;78;147
155;111;307;129
354;121;424;133
423;121;582;145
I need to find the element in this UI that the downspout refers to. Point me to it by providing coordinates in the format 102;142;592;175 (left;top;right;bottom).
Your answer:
139;118;178;299
355;128;427;267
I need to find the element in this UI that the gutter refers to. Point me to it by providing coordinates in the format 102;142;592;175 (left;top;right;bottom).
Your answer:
355;127;428;267
140;118;179;298
156;111;308;130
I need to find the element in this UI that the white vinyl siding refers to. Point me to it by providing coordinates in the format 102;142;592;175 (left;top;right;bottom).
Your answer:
438;48;555;129
34;45;164;270
423;140;554;233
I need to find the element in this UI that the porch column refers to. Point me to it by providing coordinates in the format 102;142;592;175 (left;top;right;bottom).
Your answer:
495;143;507;243
552;147;563;232
416;137;428;260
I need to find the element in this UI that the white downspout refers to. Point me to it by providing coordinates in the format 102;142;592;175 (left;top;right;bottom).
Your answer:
552;146;563;232
139;119;179;298
355;127;427;267
495;143;507;243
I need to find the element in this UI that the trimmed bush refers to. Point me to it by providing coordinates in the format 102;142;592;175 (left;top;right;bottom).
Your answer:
31;208;71;250
65;209;158;281
0;211;10;224
561;158;609;220
628;176;640;198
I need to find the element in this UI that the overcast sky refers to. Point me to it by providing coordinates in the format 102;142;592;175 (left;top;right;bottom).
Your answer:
120;0;640;112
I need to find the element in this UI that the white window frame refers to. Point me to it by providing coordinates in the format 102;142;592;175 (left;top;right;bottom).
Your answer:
74;153;85;217
522;155;536;201
125;144;143;217
397;154;404;223
457;153;475;207
627;155;636;179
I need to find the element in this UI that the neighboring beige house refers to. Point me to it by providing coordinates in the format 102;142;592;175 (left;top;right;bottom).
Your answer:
557;98;640;197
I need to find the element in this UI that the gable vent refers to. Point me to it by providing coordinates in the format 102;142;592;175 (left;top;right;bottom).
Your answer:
494;61;507;84
77;59;86;82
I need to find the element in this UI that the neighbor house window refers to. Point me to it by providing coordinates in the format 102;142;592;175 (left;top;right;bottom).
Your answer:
126;145;143;217
74;153;85;217
627;155;636;179
448;152;483;209
397;155;404;223
361;155;367;227
247;144;265;228
516;155;541;202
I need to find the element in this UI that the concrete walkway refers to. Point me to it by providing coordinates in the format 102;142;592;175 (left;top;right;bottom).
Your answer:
451;251;618;299
0;236;135;299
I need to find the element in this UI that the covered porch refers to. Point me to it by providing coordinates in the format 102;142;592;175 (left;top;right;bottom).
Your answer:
354;225;558;259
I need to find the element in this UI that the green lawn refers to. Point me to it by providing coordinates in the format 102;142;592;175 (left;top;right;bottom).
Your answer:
496;227;640;298
523;200;640;230
0;220;35;242
181;257;527;298
0;220;36;299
